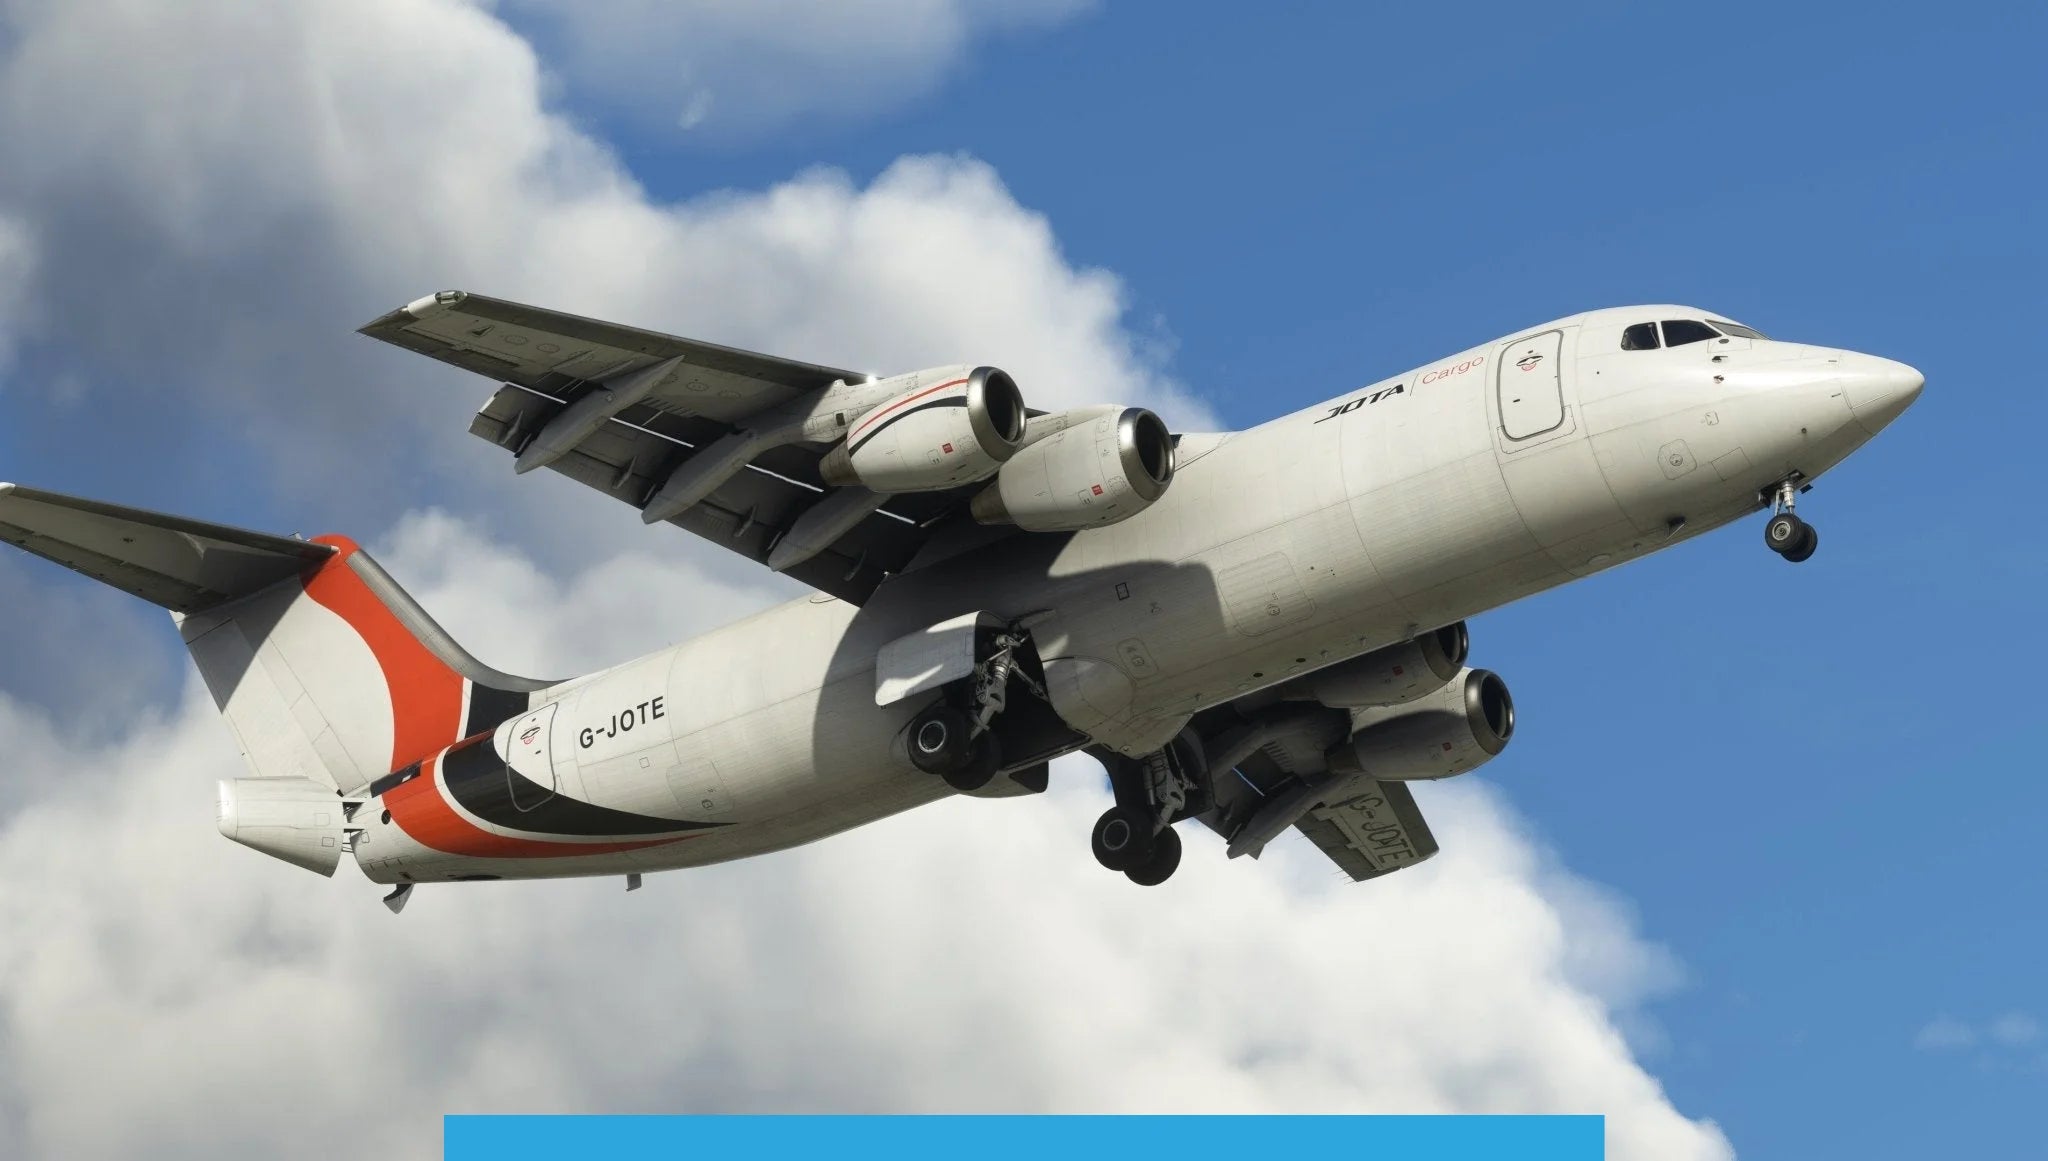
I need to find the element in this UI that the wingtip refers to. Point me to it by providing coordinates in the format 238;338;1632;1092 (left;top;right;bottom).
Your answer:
0;482;16;497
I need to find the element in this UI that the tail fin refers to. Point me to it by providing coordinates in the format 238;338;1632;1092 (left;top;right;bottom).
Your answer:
0;483;551;794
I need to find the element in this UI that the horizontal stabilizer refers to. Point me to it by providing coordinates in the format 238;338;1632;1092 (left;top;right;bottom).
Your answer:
0;483;333;613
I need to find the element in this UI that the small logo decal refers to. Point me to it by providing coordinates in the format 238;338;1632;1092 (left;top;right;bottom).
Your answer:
942;442;954;453
1091;484;1105;496
519;726;541;745
1515;353;1544;372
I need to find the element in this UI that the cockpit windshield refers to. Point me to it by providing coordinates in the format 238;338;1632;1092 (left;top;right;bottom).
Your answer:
1621;322;1659;350
1661;320;1718;347
1619;317;1773;350
1709;319;1770;340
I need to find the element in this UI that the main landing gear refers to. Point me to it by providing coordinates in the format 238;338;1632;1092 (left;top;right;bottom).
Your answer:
1763;477;1819;564
1089;735;1209;887
908;701;1000;792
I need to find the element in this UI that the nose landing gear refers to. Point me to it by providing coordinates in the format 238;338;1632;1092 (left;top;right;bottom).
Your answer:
1763;478;1819;563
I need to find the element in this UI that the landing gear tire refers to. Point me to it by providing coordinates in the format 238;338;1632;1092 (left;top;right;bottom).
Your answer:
941;732;1000;793
1091;804;1153;872
1124;825;1182;887
908;704;971;776
1764;512;1809;555
1782;524;1819;563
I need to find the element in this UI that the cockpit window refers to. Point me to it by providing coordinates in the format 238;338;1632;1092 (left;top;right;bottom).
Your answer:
1661;320;1719;347
1620;322;1660;350
1709;319;1770;340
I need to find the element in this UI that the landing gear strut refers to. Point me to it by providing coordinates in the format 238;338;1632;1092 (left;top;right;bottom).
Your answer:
1763;478;1818;563
1088;734;1208;887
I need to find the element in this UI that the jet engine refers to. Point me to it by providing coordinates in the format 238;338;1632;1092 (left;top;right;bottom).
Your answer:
818;366;1026;493
1325;667;1514;782
1280;622;1469;708
968;407;1174;531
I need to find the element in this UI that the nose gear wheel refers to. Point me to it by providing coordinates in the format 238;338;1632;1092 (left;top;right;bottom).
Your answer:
1762;478;1819;563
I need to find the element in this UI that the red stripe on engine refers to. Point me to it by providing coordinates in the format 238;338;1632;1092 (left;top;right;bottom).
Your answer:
382;752;692;860
302;535;466;772
847;377;968;441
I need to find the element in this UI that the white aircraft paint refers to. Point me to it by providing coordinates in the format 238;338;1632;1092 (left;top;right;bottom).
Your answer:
0;302;1923;896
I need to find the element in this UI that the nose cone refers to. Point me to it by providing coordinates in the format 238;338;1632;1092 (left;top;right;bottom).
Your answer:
1842;355;1925;435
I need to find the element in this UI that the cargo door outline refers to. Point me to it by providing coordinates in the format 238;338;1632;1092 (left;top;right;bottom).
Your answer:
1498;330;1566;442
506;703;558;812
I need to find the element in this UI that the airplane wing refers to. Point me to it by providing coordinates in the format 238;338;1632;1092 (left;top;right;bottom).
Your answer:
1291;781;1439;881
359;291;1005;605
1192;698;1440;882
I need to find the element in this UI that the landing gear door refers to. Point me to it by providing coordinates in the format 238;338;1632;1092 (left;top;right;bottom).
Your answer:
874;611;999;706
1497;329;1567;444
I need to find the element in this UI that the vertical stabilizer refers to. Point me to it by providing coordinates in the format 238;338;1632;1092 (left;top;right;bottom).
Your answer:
0;485;552;794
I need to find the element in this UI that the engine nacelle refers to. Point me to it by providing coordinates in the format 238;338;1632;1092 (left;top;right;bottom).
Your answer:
968;407;1174;531
216;776;346;876
1281;622;1468;708
818;365;1025;493
1326;667;1514;782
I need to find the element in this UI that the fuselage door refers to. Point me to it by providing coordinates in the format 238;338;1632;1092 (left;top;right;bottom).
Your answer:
504;703;558;810
1498;330;1566;441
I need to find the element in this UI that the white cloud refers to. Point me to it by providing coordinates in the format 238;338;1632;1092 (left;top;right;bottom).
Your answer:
0;2;1729;1158
0;0;1201;575
499;0;1094;135
0;596;1731;1160
1914;1012;2039;1053
1913;1016;1977;1051
1989;1012;2040;1047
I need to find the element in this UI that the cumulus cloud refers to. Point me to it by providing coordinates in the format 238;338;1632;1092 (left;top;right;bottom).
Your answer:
0;0;1201;570
499;0;1094;135
0;1;1730;1159
0;522;1732;1160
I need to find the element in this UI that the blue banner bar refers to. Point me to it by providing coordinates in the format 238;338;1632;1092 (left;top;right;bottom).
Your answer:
446;1114;1603;1160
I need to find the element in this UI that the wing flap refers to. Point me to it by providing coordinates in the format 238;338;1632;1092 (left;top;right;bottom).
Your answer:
1293;780;1439;882
468;386;928;603
0;484;333;613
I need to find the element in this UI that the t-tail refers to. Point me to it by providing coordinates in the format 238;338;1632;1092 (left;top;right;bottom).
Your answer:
0;483;549;880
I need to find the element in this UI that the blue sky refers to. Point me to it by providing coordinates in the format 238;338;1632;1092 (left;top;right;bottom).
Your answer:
537;3;2048;1154
0;2;2040;1157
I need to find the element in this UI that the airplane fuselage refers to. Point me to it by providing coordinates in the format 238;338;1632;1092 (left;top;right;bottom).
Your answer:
344;305;1922;884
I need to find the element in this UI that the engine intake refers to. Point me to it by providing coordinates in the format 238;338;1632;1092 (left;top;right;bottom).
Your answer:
819;366;1025;493
969;406;1174;531
1326;667;1515;782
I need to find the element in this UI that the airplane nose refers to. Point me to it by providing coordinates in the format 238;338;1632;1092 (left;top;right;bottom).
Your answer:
1842;356;1925;435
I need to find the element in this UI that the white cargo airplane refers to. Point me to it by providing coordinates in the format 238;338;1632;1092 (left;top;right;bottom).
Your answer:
0;296;1921;909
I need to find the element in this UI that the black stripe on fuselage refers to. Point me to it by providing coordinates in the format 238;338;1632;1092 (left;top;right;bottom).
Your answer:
846;397;968;455
464;682;530;739
439;735;725;837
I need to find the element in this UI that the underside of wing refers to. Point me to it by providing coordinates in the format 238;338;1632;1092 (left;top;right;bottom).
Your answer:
468;384;957;603
362;290;1187;606
1292;782;1439;881
1192;697;1441;883
358;290;856;422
